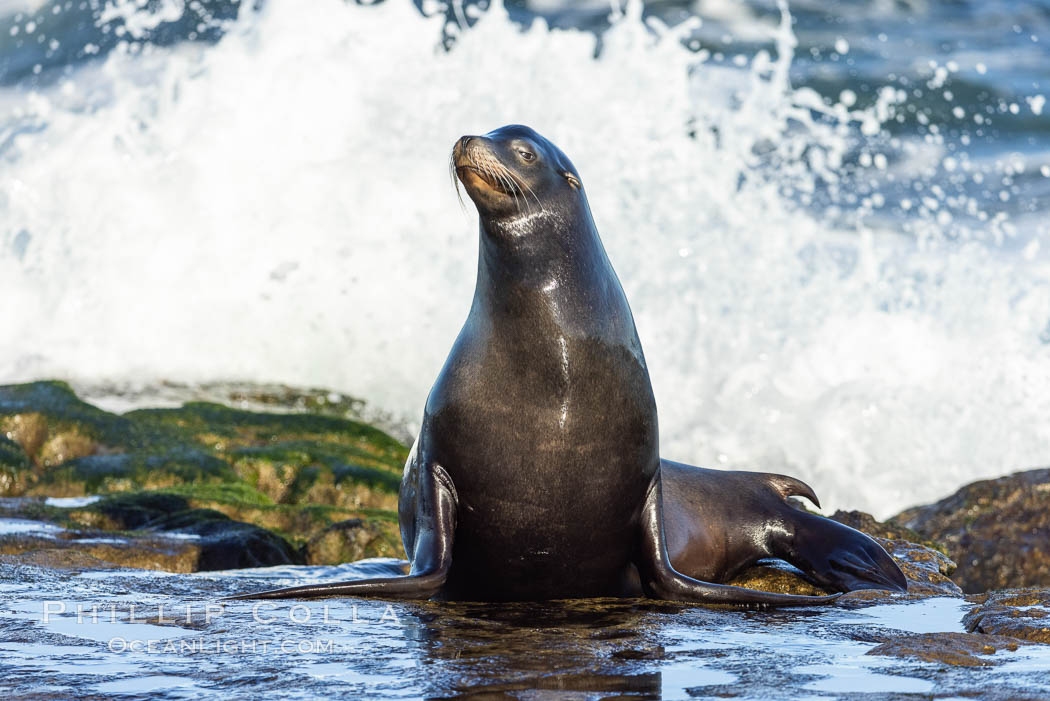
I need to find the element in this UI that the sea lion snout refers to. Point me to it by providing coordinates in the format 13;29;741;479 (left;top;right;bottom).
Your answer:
451;134;516;206
452;135;478;166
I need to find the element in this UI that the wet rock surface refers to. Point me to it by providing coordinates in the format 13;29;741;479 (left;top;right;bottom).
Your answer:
0;495;300;572
895;468;1050;594
867;632;1024;666
964;589;1050;644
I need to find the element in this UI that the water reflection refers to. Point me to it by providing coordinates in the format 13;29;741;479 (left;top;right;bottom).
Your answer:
1;563;1047;698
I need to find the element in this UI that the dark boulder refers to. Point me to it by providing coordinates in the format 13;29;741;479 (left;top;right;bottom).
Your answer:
895;468;1050;593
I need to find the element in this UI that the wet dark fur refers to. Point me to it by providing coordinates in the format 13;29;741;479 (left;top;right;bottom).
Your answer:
229;125;906;606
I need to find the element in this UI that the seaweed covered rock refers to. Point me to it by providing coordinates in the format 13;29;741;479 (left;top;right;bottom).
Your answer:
0;526;201;572
0;492;301;571
895;468;1050;593
303;518;403;566
0;381;406;502
0;382;133;463
0;381;408;571
724;563;827;597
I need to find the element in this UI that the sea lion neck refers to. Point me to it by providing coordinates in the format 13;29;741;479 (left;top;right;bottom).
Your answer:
472;204;617;320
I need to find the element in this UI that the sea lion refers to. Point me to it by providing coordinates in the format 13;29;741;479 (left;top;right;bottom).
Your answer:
230;125;905;605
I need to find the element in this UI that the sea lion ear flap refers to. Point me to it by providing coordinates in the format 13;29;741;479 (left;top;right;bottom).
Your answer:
562;172;581;190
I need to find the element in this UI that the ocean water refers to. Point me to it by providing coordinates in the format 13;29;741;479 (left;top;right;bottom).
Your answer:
0;0;1048;519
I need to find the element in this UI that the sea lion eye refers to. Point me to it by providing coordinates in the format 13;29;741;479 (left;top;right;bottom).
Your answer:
518;150;535;162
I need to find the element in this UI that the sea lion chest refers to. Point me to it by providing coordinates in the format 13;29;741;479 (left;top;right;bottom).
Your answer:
420;297;658;598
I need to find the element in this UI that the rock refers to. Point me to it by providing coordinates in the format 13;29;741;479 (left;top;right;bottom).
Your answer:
829;510;948;554
85;492;303;570
0;381;407;510
963;589;1050;644
0;381;408;569
725;562;828;596
0;382;127;466
0;492;301;572
895;468;1050;593
304;518;404;566
0;549;123;571
867;632;1024;666
0;436;30;495
35;450;237;496
872;538;962;597
230;444;400;510
0;522;200;572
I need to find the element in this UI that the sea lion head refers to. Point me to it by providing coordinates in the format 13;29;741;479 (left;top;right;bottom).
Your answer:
452;124;583;224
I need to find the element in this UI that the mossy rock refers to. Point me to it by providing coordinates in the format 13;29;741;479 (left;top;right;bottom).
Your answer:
31;450;238;496
0;434;31;469
229;442;402;510
0;381;410;569
304;518;405;566
76;491;301;570
127;402;407;467
63;485;404;564
0;435;31;495
0;380;407;508
0;381;135;447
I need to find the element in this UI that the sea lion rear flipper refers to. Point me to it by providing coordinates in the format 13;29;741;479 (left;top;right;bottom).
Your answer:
636;475;842;608
660;461;907;594
769;507;908;594
225;463;457;601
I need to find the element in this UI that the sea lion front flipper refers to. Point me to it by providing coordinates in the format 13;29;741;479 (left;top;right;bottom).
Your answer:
225;463;457;601
636;475;842;608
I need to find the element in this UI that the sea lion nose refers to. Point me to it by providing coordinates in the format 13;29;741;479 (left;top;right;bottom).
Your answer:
454;136;476;161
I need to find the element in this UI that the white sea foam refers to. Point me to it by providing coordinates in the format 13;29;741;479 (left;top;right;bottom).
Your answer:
44;496;102;508
1;0;1049;518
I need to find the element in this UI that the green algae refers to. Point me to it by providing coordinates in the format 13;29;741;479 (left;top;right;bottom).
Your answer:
0;380;406;498
151;481;277;507
127;401;407;466
34;450;238;495
0;381;137;446
0;380;409;566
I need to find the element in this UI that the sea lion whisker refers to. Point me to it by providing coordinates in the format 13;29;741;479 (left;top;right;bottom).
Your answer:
486;161;521;208
484;164;504;193
493;167;519;200
507;169;541;212
450;150;466;209
485;158;532;214
500;170;522;211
